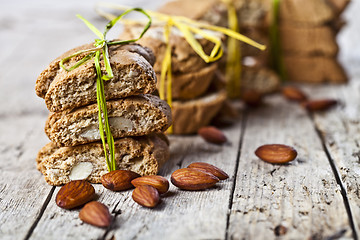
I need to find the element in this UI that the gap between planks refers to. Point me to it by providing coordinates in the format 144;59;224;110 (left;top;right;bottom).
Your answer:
225;111;248;240
23;187;56;240
310;113;359;240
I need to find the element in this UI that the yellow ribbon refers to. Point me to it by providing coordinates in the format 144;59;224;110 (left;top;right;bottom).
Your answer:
221;0;242;98
96;2;266;133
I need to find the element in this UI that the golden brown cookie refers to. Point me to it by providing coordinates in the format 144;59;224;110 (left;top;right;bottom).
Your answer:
45;94;172;147
157;63;217;100
37;134;169;186
171;90;227;134
36;43;157;112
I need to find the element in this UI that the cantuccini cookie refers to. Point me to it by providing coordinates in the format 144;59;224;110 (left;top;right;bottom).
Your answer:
37;134;169;185
45;94;172;147
36;43;157;112
172;91;227;134
157;64;218;100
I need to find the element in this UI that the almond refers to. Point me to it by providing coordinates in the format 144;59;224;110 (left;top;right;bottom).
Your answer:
131;175;169;194
255;144;297;164
171;168;219;190
132;185;160;208
198;126;227;144
79;201;112;228
187;162;229;180
101;170;140;191
242;90;262;107
282;86;307;102
302;99;337;111
56;180;95;209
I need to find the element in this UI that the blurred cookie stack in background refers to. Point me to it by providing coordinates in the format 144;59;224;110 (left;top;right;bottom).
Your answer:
279;0;349;83
158;0;281;96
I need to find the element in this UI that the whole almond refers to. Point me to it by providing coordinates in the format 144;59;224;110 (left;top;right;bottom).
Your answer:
56;180;95;209
198;126;227;144
255;144;297;164
303;99;337;111
171;168;219;190
132;185;160;208
131;175;169;194
101;170;141;191
242;90;262;107
187;162;229;180
282;86;307;102
79;201;112;228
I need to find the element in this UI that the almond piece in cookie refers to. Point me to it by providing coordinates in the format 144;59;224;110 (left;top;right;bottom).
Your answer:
36;134;170;186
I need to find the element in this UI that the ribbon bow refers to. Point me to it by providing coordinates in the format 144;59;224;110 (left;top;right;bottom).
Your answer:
59;8;152;172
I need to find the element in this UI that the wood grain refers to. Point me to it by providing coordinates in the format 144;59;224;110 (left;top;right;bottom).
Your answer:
0;0;359;239
227;96;353;239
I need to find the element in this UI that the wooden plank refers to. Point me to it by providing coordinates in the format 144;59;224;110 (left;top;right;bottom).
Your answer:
228;95;353;239
30;118;243;240
305;78;360;238
0;115;53;240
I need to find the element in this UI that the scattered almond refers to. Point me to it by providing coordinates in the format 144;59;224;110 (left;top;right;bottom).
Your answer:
255;144;297;164
242;90;262;107
302;99;337;111
187;162;229;180
282;86;307;102
274;224;288;236
198;126;227;144
131;175;169;194
101;170;140;191
79;201;112;228
132;185;160;208
171;168;219;191
56;180;95;209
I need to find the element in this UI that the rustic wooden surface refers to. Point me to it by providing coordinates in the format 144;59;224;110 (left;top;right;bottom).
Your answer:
0;1;359;240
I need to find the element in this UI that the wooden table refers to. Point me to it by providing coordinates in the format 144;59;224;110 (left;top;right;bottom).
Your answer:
1;1;359;239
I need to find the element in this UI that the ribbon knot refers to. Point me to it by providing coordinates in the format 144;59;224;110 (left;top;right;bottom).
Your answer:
95;39;106;47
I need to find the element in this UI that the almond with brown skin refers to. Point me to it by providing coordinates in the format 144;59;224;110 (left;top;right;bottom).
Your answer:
187;162;229;180
131;175;169;194
282;86;307;102
255;144;297;164
79;201;112;228
132;185;160;208
171;168;219;190
198;126;227;144
101;170;141;191
303;99;337;111
56;180;95;209
242;89;262;107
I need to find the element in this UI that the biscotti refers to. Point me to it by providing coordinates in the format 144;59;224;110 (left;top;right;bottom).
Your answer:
283;56;347;83
37;134;169;185
36;43;157;112
45;94;172;147
156;64;218;100
172;91;227;134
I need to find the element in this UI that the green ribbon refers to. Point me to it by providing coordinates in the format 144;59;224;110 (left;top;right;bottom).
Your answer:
270;0;286;81
60;8;152;172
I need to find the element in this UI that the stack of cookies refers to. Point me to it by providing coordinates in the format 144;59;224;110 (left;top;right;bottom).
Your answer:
121;26;227;134
158;0;280;95
159;0;349;84
279;0;349;83
35;43;172;185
